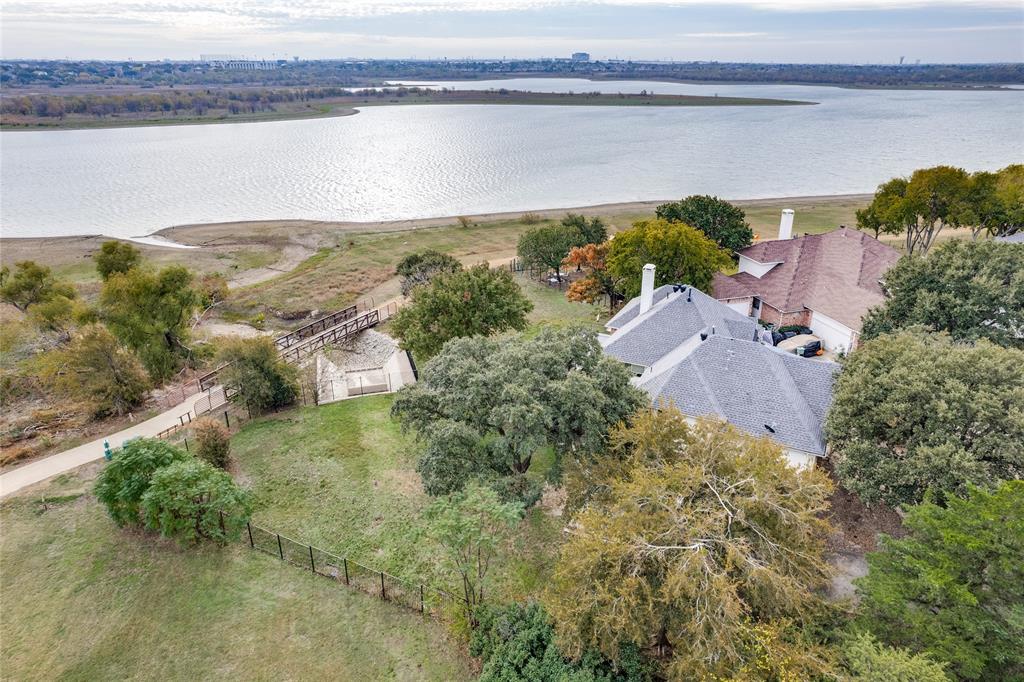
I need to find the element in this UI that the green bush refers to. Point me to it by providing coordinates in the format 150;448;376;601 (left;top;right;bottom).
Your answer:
842;633;949;681
140;459;252;544
94;438;189;526
216;336;298;411
192;417;231;469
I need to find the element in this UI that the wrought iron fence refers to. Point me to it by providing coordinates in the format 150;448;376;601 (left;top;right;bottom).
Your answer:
243;521;464;617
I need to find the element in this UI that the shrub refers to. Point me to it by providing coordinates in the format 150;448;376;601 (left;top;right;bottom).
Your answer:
216;336;299;412
94;240;141;280
520;211;543;225
94;438;189;526
140;458;252;544
842;633;949;682
192;417;231;469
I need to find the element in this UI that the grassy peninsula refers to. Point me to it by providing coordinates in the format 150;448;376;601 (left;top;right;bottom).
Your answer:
0;88;814;131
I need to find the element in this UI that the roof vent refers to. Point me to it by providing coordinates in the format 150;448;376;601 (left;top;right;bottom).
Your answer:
764;424;776;434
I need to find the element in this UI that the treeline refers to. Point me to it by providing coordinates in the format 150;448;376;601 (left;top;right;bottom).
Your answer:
0;86;434;119
3;59;1022;90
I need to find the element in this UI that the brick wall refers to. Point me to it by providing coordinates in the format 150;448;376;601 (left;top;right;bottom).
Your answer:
758;302;811;328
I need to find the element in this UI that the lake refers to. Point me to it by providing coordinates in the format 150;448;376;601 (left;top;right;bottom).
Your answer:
1;79;1021;239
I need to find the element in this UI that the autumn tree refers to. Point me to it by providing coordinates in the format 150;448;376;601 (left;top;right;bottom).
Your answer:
826;331;1024;507
427;483;522;618
39;323;150;417
100;265;199;381
94;240;141;280
563;242;623;313
545;410;835;680
0;260;76;312
216;336;298;412
391;326;644;505
655;195;753;253
605;219;731;297
855;481;1024;681
862;240;1024;348
94;438;189;526
394;249;463;296
140;458;252;544
390;264;532;361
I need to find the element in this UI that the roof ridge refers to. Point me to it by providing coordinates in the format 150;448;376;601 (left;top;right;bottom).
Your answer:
763;350;824;451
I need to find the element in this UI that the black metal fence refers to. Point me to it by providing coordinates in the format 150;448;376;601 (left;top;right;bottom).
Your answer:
243;521;464;617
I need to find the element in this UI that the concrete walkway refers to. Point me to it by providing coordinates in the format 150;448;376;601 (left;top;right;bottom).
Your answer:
0;395;203;499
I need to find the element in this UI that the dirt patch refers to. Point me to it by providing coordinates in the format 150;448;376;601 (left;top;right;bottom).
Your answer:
227;243;317;288
826;475;906;553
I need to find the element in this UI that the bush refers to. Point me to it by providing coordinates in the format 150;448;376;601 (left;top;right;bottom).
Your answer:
216;336;299;411
94;240;141;280
192;417;231;468
94;438;189;526
471;602;653;682
520;211;543;225
140;458;252;544
842;633;949;682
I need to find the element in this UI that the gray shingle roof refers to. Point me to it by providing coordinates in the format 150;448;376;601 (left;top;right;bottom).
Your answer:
604;285;759;368
638;336;839;455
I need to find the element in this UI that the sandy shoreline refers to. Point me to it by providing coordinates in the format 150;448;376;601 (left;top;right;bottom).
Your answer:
153;194;871;245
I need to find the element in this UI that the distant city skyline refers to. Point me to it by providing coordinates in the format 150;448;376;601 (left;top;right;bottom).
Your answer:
2;1;1022;63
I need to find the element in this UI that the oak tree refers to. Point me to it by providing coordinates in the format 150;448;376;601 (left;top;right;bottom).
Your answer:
655;195;753;253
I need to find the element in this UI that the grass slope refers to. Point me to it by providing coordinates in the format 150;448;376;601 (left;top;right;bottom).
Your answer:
0;473;473;681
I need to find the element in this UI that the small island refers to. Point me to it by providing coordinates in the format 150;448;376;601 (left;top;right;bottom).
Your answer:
0;87;816;131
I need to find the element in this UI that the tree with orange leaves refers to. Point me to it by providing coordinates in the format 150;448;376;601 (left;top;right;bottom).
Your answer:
563;242;622;313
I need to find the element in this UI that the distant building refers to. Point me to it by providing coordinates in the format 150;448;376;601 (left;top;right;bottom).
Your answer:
571;52;590;62
200;54;277;71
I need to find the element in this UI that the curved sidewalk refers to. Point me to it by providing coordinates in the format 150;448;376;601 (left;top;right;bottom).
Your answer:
0;398;198;499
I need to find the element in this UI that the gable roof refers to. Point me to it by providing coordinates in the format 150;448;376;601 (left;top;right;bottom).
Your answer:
638;336;839;455
603;285;759;368
714;227;901;330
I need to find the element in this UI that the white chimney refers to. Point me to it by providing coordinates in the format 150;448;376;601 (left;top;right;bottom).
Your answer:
639;264;656;315
778;209;795;240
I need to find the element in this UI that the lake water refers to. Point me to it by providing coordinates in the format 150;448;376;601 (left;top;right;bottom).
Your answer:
1;79;1021;239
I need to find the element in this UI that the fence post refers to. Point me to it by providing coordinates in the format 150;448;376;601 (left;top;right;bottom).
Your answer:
420;585;425;614
223;410;230;429
183;436;189;452
309;545;315;572
343;558;350;585
277;533;284;560
380;572;386;600
179;415;185;426
247;522;254;548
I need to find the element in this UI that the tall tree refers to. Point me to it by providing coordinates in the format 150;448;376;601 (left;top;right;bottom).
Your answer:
39;323;150;417
560;213;608;247
391;326;645;505
992;163;1024;238
855;481;1024;681
605;218;731;296
862;239;1024;348
655;195;754;253
545;410;836;681
0;260;76;312
902;165;972;253
826;330;1024;507
857;177;915;244
394;249;463;296
517;224;580;281
390;264;532;361
94;240;142;280
100;265;199;381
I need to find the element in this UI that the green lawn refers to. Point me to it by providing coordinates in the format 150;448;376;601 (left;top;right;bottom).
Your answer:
231;395;564;603
0;470;473;681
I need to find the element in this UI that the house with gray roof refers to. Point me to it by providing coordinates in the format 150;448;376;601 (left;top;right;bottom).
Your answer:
601;263;838;469
638;335;838;468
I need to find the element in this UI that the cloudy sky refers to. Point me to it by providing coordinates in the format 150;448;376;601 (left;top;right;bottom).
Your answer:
2;0;1022;62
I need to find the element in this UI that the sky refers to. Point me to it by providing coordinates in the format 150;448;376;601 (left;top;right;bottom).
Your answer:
2;0;1022;63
